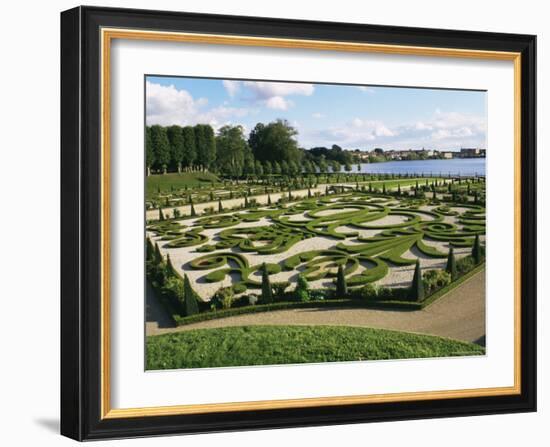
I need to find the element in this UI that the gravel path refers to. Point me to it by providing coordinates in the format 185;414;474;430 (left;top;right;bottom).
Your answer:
146;271;486;344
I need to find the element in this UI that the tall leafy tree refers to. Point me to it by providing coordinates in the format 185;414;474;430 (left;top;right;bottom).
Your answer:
195;124;216;171
248;119;301;164
215;125;248;176
182;126;197;170
150;125;171;174
145;126;155;176
263;160;272;175
166;125;185;173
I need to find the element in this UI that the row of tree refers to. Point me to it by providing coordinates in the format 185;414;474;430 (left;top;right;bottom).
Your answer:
146;120;360;177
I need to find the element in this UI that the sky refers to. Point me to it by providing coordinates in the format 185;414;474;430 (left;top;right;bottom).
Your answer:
146;76;487;152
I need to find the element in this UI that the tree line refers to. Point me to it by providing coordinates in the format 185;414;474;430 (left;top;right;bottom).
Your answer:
146;119;360;177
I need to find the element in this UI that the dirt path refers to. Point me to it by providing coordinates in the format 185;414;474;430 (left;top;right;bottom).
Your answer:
147;271;486;344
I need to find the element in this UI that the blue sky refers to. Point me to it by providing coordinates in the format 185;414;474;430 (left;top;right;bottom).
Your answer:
146;76;487;151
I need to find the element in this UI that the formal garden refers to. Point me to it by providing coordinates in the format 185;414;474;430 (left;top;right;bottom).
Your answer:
146;174;486;328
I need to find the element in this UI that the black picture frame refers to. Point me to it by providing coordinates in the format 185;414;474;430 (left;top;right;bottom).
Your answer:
61;5;536;441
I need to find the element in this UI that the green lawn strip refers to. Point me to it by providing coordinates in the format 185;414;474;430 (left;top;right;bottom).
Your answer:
146;172;220;198
146;325;484;369
420;262;485;309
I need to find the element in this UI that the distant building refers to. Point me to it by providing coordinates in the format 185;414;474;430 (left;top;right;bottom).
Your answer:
458;147;486;158
441;151;454;159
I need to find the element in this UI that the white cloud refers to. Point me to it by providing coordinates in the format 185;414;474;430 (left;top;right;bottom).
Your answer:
312;112;324;119
222;80;240;97
223;80;314;110
265;96;292;110
146;81;249;129
304;109;485;150
356;86;375;93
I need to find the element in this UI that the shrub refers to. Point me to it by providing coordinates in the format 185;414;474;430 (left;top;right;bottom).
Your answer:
232;283;247;294
272;282;289;299
352;283;378;300
376;286;394;301
309;289;328;301
423;269;451;295
212;287;235;310
247;294;259;305
173;208;181;219
295;274;310;302
456;255;475;274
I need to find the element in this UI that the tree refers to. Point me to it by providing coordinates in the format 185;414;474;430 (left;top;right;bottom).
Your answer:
336;265;348;296
248;120;301;164
472;234;482;264
263;160;272;175
183;275;199;316
218;199;223;213
273;161;282;175
215;125;248;176
255;160;264;176
280;160;289;176
145;126;155;176
182;126;197;170
317;156;328;174
158;206;164;221
411;260;425;302
446;247;458;281
150;125;171;173
195;124;216;171
166;125;185;172
260;263;273;303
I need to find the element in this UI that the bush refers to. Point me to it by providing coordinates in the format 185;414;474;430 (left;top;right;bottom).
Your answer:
422;269;451;295
211;287;235;310
352;283;378;300
456;255;475;274
295;274;311;302
232;283;247;294
272;282;289;299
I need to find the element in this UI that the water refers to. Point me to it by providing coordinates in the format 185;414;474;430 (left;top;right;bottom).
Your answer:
343;158;486;176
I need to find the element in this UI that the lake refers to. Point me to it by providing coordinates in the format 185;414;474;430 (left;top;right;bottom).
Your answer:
343;158;486;176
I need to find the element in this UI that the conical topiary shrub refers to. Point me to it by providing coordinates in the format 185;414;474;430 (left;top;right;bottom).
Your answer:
472;234;482;264
158;206;164;221
411;259;425;302
218;199;223;213
446;247;457;281
183;275;199;316
261;263;273;304
336;265;348;297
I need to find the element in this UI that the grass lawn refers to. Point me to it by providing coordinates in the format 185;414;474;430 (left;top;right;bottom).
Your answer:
146;172;220;197
146;325;484;369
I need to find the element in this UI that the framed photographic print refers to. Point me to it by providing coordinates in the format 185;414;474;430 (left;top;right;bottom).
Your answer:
60;6;537;441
